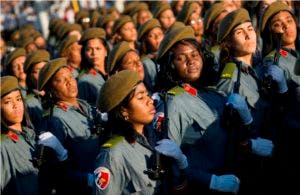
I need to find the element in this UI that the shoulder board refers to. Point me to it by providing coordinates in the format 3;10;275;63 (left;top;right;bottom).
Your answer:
102;136;124;148
24;93;35;101
221;62;236;79
211;45;220;54
205;85;217;90
0;134;9;140
140;54;148;61
167;86;185;96
266;50;276;58
77;69;88;79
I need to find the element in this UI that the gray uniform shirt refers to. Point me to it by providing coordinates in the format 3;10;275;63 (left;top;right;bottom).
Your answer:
166;86;228;187
1;127;39;195
94;135;161;195
77;68;106;106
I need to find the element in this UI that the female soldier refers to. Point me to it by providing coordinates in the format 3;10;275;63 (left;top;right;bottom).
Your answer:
216;8;289;194
94;70;187;194
38;58;105;195
106;41;144;81
1;76;67;195
261;2;300;193
138;18;164;92
77;27;108;106
153;2;176;33
156;25;242;194
111;16;138;50
23;49;50;129
4;48;27;96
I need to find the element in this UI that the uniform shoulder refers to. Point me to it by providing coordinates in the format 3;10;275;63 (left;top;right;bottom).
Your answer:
266;50;276;58
220;62;237;79
102;136;125;148
167;85;185;96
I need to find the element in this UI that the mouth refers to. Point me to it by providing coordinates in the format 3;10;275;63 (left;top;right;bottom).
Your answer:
150;109;156;114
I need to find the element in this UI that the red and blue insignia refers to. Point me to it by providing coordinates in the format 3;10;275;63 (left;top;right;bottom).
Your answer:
57;102;68;111
94;167;110;190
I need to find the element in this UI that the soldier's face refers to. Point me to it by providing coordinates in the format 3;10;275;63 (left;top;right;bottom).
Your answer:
172;42;203;83
146;27;164;52
31;61;46;87
121;51;145;80
119;22;137;42
85;38;107;67
50;67;78;101
159;9;176;30
67;42;82;65
137;10;152;26
231;22;257;56
270;11;297;48
11;56;26;79
1;90;24;126
121;83;155;132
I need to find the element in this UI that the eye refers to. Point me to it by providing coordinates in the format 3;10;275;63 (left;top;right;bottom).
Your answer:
175;54;186;62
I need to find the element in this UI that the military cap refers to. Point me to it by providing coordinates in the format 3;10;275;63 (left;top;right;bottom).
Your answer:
166;21;186;34
5;48;26;67
261;2;291;33
217;8;251;43
60;23;83;39
18;36;35;48
59;35;78;57
75;10;90;24
1;76;20;97
129;2;149;16
53;19;66;35
138;18;161;41
106;41;132;73
123;2;140;15
79;27;106;44
156;25;195;60
176;2;196;24
153;3;172;18
38;58;67;91
204;3;225;32
97;14;116;28
24;50;50;72
90;10;101;27
112;15;133;35
97;70;140;112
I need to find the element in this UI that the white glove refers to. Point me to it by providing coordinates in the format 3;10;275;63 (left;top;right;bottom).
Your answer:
209;174;240;194
250;137;274;157
38;132;68;161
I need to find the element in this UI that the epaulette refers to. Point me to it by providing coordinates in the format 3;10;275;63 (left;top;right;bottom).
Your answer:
167;86;185;96
220;62;236;79
266;50;276;58
77;68;88;80
211;45;220;54
140;54;148;61
102;136;124;148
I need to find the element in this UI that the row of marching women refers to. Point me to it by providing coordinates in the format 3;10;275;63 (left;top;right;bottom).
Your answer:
1;1;299;194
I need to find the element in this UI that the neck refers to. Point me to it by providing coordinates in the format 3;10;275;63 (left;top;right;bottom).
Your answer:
68;61;81;69
94;64;107;75
235;54;252;67
58;98;79;108
128;42;136;50
283;43;296;50
9;123;22;132
134;124;144;135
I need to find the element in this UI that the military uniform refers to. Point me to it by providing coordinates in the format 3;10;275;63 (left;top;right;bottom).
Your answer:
94;131;161;195
77;69;106;106
1;127;39;195
141;55;158;93
47;98;102;194
24;93;43;129
165;84;229;191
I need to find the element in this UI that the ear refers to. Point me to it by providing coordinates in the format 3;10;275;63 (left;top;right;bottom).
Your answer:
120;106;129;119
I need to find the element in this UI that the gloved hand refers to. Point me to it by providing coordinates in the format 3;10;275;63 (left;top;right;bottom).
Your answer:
265;65;288;93
155;139;188;169
250;137;274;157
209;174;240;194
226;93;253;125
38;132;68;161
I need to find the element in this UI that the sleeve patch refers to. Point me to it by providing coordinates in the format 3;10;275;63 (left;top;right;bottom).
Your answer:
94;167;110;190
167;86;185;96
221;62;236;79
